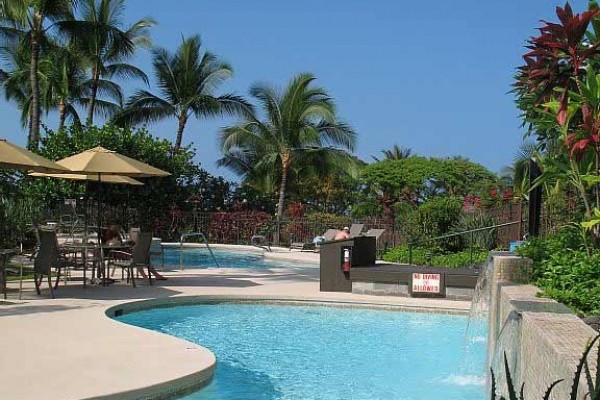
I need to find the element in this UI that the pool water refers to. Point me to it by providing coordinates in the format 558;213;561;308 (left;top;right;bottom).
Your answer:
117;304;486;400
161;247;316;269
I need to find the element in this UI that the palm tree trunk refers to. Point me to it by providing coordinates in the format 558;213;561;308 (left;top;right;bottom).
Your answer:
58;98;66;131
28;11;42;150
174;113;188;151
86;68;99;125
276;159;289;219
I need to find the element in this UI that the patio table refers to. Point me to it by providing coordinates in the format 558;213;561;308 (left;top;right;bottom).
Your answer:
0;249;16;299
62;243;132;287
62;243;98;288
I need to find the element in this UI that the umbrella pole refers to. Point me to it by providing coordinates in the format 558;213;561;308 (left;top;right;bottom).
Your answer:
97;173;104;285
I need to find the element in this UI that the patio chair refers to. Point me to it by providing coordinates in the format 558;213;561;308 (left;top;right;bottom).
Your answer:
251;235;272;252
127;227;140;244
33;227;78;298
366;228;386;241
348;223;364;238
290;228;338;251
150;237;164;270
107;231;153;288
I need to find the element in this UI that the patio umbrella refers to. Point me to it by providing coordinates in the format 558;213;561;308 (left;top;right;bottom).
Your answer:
28;172;144;185
55;146;169;241
56;146;170;178
29;172;144;243
0;138;68;173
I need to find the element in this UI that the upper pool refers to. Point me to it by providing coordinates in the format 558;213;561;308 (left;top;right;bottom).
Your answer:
161;246;317;269
117;303;486;400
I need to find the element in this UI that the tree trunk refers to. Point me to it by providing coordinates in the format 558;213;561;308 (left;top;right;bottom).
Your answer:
58;98;66;131
28;11;42;150
86;68;99;125
174;113;188;151
276;158;290;219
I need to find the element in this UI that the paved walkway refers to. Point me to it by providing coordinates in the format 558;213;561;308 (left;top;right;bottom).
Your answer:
0;247;471;400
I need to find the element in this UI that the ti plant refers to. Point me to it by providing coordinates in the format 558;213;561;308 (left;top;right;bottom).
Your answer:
490;334;600;400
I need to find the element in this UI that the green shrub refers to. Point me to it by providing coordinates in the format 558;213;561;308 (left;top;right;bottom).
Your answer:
452;211;499;250
516;227;600;316
534;250;600;316
382;245;488;268
431;249;489;268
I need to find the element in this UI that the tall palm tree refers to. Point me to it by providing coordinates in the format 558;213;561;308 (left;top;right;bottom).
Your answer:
44;41;86;129
218;73;357;219
371;144;412;161
0;0;76;148
115;34;252;150
0;39;37;128
63;0;153;125
0;38;53;128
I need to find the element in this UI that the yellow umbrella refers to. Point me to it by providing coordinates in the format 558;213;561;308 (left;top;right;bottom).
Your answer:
55;147;170;285
29;172;144;185
56;146;170;177
0;138;69;173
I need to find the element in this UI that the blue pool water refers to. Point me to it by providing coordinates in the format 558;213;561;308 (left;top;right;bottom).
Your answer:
161;247;316;269
117;304;486;400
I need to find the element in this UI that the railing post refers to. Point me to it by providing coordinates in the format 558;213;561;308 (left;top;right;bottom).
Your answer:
470;231;474;264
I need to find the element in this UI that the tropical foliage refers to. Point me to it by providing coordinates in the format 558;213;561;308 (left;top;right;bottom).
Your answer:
514;2;600;232
115;34;252;150
371;144;412;162
516;226;600;316
26;124;230;225
218;73;357;219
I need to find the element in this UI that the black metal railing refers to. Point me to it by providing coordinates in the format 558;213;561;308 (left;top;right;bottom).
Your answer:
407;220;523;266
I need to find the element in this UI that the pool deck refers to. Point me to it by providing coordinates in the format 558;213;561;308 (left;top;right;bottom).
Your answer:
1;246;471;400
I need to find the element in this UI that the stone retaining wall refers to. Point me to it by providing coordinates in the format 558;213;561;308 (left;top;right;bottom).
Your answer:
489;255;598;399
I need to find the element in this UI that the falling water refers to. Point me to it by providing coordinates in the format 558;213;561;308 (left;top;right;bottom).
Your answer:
488;310;522;399
457;259;495;388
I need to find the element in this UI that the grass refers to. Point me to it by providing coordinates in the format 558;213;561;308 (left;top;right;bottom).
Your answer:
4;264;34;281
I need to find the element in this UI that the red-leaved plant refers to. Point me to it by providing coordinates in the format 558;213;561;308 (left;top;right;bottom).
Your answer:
519;3;600;125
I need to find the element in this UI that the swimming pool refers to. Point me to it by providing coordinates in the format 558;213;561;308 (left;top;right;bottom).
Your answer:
161;247;316;269
117;303;486;400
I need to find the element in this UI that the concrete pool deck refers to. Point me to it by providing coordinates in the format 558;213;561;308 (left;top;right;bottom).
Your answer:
1;247;471;400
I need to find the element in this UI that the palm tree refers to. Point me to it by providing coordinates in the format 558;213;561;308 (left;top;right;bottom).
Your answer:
44;41;86;129
372;144;412;161
0;39;37;128
63;0;153;125
218;73;357;220
115;34;252;150
500;141;537;200
0;0;76;148
0;38;66;127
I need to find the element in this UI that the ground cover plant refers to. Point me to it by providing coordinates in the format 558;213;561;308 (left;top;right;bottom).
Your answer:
382;245;489;268
517;226;600;316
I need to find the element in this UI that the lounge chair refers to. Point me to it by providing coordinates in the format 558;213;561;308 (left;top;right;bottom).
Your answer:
366;228;386;241
33;227;78;298
108;231;153;287
349;224;364;238
290;228;338;251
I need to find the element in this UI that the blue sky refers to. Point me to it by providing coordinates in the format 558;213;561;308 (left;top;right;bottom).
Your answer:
0;0;589;180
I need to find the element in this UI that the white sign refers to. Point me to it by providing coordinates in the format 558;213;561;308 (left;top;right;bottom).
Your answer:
412;273;441;294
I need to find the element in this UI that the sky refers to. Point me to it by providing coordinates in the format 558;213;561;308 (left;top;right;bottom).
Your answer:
0;0;590;181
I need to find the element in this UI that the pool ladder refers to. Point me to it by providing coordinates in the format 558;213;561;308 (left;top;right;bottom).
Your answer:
179;232;221;270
